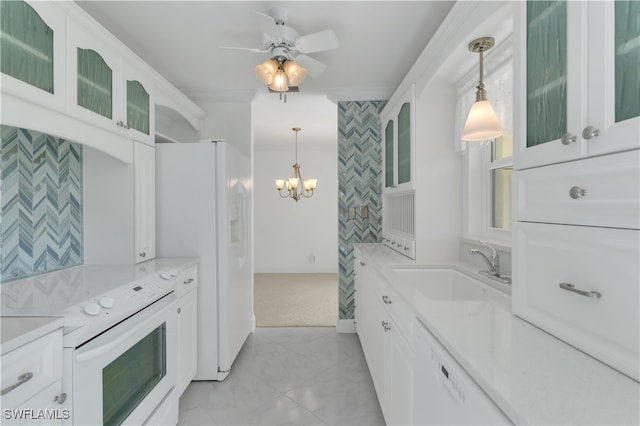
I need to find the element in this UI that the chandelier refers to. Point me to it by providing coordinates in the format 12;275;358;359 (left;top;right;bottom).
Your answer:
275;127;317;201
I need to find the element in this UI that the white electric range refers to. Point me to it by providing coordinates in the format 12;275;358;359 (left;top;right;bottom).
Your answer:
1;258;197;426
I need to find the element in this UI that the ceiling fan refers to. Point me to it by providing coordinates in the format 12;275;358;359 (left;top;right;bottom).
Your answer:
220;7;338;100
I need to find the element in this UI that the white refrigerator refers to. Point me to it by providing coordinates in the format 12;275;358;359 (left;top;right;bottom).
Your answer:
156;141;254;380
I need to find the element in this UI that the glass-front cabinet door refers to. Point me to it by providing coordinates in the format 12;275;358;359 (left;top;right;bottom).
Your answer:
0;0;66;111
514;0;587;169
515;0;639;169
122;59;155;145
384;120;394;189
67;19;121;131
397;102;411;185
586;0;640;157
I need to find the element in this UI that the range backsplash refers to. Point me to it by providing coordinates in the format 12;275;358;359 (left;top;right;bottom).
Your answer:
0;125;84;282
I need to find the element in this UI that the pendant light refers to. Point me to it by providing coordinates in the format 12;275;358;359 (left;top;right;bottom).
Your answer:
462;37;503;141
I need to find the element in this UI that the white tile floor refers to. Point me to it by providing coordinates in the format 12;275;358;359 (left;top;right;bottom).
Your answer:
178;327;385;426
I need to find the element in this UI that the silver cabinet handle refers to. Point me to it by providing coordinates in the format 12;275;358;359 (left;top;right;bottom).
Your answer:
183;277;194;284
1;372;33;396
561;132;577;145
54;393;67;404
381;321;391;332
569;186;587;199
381;295;392;304
582;126;600;140
559;282;601;299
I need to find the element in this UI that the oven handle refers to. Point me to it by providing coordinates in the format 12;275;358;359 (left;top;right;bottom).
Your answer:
75;293;177;363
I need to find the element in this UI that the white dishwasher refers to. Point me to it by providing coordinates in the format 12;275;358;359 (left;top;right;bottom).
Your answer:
414;318;512;425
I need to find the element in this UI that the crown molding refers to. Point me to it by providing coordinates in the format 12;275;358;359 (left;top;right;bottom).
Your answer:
326;87;395;104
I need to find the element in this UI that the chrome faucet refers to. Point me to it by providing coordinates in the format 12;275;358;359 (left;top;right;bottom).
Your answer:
469;240;500;277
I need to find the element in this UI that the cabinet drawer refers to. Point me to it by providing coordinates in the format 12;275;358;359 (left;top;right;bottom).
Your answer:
514;150;640;229
176;265;198;298
1;330;63;408
513;222;640;380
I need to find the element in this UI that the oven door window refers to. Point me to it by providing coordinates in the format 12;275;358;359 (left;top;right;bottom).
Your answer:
102;323;167;426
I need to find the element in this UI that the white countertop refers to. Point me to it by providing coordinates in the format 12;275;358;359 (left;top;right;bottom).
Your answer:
1;316;64;355
1;258;198;352
1;258;199;316
354;243;640;425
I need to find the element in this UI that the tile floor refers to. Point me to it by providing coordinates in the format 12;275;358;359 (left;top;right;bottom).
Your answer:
178;327;385;425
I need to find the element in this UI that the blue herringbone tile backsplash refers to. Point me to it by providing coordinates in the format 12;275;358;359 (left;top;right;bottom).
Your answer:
338;101;384;319
0;125;83;282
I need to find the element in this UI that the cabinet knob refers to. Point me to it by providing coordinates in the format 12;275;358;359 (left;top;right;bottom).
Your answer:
582;126;600;140
381;320;391;332
177;307;181;314
382;295;392;304
359;261;366;266
139;252;146;258
569;186;587;199
561;132;577;145
54;393;67;404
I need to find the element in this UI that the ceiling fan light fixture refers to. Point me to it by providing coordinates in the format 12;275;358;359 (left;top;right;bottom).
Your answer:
268;68;289;92
255;59;278;85
283;60;307;86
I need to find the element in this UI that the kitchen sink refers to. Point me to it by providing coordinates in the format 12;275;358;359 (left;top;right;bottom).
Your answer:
391;267;510;307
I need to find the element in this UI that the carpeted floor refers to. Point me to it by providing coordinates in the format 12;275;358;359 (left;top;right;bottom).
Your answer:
254;273;338;327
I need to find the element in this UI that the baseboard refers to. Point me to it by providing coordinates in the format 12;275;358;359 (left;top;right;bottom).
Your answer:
336;319;356;333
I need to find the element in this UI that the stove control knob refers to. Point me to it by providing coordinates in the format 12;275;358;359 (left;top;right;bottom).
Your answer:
99;297;115;309
159;270;172;280
84;303;101;316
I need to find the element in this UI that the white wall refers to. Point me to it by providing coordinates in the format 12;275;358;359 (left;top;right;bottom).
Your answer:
252;94;338;273
414;83;462;262
254;145;338;273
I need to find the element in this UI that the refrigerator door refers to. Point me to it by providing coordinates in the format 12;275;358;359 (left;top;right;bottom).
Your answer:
216;142;254;378
156;143;220;380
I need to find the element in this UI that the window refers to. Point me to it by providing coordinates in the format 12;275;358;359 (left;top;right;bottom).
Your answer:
456;39;513;245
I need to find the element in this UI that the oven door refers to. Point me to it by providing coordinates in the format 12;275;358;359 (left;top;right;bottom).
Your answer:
71;293;177;426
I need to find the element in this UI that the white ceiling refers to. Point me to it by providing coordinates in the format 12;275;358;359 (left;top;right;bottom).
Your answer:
76;1;455;99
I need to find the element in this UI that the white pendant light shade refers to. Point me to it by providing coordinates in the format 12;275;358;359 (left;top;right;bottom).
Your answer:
269;68;289;92
283;61;307;86
462;100;503;141
255;59;278;85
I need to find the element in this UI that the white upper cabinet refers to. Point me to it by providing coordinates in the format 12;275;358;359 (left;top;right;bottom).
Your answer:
513;1;640;170
0;1;66;111
66;20;155;146
381;84;415;192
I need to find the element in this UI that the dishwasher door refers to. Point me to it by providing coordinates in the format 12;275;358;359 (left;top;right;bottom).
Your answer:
413;318;512;425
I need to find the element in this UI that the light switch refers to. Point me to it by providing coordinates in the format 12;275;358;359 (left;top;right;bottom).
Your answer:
361;206;369;219
348;207;356;220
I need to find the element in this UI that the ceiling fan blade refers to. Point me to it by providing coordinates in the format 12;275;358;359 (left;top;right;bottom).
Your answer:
219;46;270;53
251;10;279;43
295;29;338;54
294;54;327;77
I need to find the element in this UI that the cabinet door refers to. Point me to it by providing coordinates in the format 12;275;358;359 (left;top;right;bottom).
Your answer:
9;380;65;426
514;0;587;170
134;142;156;263
0;1;66;111
122;59;155;146
586;0;640;157
396;102;411;187
384;119;395;189
386;325;413;426
66;20;121;131
357;274;386;407
177;288;198;396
